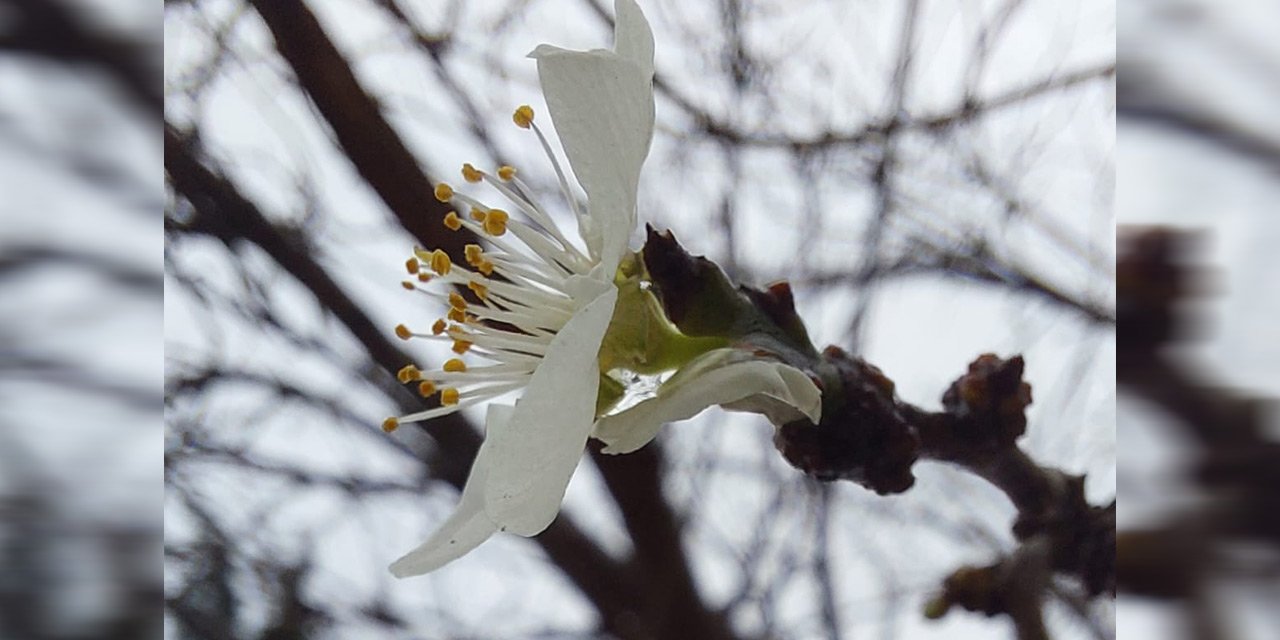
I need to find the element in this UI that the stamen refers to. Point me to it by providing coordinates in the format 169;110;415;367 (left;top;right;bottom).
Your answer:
461;163;484;183
478;170;588;264
401;281;416;291
483;209;509;236
429;249;452;275
415;361;535;383
464;244;484;266
513;105;534;129
444;211;463;231
432;218;566;282
446;326;550;356
385;99;624;438
397;365;422;383
484;254;565;290
529;121;584;223
505;219;587;274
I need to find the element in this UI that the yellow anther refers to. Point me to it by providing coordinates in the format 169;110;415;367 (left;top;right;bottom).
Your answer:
497;165;517;181
434;183;454;202
397;365;422;383
405;257;420;275
401;280;416;291
417;381;437;397
443;211;463;231
394;324;413;340
478;260;495;276
467;281;488;300
429;249;451;275
382;417;400;433
448;291;468;311
447;307;467;323
452;340;473;354
447;323;465;334
431;319;447;335
483;209;509;236
441;388;461;406
469;208;486;221
417;273;432;282
461;163;484;183
513;105;534;129
464;244;484;265
443;358;467;373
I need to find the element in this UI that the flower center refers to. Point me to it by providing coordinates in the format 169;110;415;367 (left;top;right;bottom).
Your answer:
382;106;596;433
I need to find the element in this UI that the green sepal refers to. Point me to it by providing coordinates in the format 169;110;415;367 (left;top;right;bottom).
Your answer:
597;252;731;378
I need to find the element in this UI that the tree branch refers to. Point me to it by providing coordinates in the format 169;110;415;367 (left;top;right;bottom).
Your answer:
246;0;472;255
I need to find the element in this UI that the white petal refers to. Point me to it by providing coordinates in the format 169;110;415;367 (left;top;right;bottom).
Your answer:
592;349;823;455
722;362;823;426
388;404;512;578
612;0;655;74
529;28;654;273
482;284;619;535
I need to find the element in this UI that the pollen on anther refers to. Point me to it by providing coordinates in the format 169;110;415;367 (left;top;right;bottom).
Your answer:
513;105;534;129
469;208;485;221
417;273;432;283
434;183;454;202
497;165;516;181
452;340;473;354
429;249;452;275
401;280;416;290
448;292;468;311
431;319;447;335
464;244;483;265
483;209;509;236
405;257;420;275
447;307;467;323
441;388;461;406
394;324;413;340
461;163;484;183
418;381;437;397
443;211;463;231
381;417;400;433
443;358;467;373
397;365;422;383
478;260;495;276
467;282;488;300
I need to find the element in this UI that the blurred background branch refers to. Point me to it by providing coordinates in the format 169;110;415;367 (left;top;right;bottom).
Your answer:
1;2;159;640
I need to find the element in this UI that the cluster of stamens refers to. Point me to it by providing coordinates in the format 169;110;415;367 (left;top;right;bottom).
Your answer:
382;106;596;433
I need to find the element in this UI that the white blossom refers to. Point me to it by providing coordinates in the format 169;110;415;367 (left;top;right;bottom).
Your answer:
385;0;820;578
